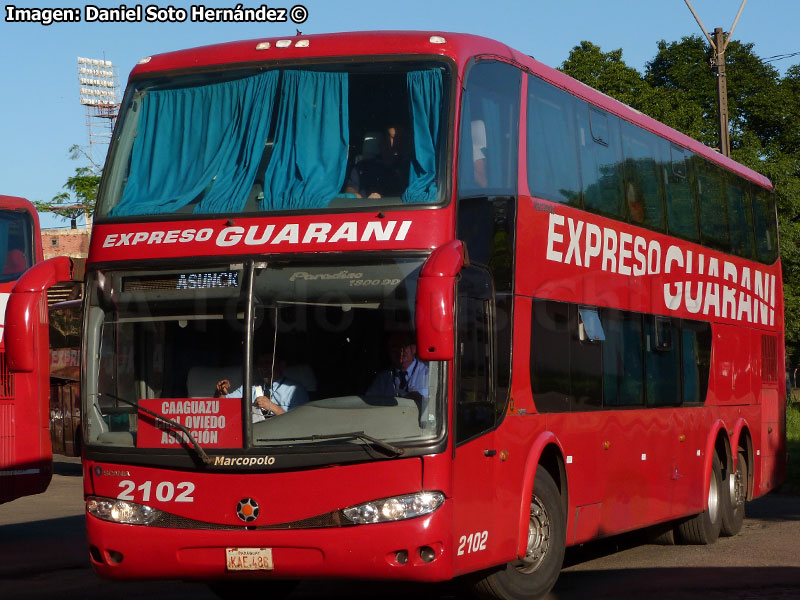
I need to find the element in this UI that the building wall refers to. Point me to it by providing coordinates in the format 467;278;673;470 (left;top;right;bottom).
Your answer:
42;228;90;261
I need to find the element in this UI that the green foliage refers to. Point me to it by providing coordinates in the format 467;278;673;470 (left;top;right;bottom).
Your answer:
559;37;800;364
561;41;645;107
35;145;101;229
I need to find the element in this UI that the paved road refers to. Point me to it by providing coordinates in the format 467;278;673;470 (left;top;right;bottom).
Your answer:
1;457;799;599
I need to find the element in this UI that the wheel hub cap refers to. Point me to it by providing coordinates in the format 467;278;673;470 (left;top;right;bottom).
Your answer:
708;467;719;522
517;494;550;574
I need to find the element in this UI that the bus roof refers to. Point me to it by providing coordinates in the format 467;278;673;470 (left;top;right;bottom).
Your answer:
129;30;513;77
0;194;39;215
130;30;771;190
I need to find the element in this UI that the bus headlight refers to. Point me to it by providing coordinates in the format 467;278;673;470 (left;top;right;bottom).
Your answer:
342;491;445;524
87;496;161;525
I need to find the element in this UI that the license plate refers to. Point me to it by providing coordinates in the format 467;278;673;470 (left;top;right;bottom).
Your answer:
226;547;273;571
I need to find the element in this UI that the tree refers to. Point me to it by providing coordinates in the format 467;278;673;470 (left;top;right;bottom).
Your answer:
646;36;784;151
35;145;101;229
559;38;800;363
560;40;707;144
560;41;644;107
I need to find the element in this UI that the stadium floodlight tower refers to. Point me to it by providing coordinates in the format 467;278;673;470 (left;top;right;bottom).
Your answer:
76;56;121;153
75;56;121;227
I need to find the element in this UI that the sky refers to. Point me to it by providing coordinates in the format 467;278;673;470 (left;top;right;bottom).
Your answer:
1;0;798;229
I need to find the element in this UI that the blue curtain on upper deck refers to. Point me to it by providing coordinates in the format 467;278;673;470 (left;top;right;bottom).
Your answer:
402;69;442;204
111;71;279;217
261;70;349;210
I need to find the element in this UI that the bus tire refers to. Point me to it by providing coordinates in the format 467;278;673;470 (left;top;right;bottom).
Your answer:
677;453;723;545
472;466;565;600
649;522;676;545
720;450;747;536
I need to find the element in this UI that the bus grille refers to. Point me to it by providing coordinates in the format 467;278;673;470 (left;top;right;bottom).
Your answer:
0;404;13;468
761;334;778;384
0;351;14;400
150;509;350;530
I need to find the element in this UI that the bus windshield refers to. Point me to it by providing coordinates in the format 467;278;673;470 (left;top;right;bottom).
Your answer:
0;210;33;283
83;258;444;458
97;59;451;219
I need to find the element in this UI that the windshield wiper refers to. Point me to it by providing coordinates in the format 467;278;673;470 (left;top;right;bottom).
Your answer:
95;393;212;465
258;431;405;457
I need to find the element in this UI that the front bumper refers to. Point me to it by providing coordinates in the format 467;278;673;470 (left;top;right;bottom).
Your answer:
87;500;455;582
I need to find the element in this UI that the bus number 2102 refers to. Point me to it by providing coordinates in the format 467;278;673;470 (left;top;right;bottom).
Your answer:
117;480;195;503
457;530;488;555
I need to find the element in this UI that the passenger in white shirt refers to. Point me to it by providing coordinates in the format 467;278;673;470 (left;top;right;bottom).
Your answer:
215;351;308;422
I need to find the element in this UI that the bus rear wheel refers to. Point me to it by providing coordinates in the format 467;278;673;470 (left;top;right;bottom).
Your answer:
677;453;723;545
472;466;565;600
720;450;747;536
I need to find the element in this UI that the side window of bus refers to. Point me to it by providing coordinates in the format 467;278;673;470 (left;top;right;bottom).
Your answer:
665;145;699;242
526;75;581;206
577;104;624;218
682;320;712;405
695;156;731;252
530;300;602;413
571;306;603;410
601;309;644;407
531;300;711;412
645;317;681;406
530;300;571;413
726;178;755;259
455;267;496;444
620;120;665;230
458;60;520;197
457;59;519;318
752;186;778;264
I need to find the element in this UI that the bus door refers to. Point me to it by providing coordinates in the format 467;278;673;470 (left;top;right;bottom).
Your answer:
452;265;500;571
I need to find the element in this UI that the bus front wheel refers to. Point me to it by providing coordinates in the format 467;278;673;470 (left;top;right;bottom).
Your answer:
472;466;565;600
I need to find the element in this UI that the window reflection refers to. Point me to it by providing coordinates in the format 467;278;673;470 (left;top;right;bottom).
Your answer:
525;74;777;264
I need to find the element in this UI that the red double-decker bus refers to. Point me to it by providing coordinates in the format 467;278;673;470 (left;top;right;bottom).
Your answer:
9;32;783;598
0;194;50;504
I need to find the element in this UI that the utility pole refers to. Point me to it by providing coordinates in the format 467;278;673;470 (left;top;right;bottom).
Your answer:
713;26;730;157
683;0;747;157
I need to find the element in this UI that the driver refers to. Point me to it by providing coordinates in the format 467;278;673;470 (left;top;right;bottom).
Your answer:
366;332;429;401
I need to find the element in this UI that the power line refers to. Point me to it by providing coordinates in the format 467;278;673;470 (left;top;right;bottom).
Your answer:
762;51;800;63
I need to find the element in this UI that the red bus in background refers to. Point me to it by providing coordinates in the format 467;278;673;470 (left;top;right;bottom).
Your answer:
0;194;48;503
5;32;784;598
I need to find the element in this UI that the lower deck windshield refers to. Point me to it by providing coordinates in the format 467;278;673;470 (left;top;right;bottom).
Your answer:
84;259;443;457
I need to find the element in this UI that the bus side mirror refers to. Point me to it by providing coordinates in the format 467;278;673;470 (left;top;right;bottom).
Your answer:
6;256;73;373
416;240;466;361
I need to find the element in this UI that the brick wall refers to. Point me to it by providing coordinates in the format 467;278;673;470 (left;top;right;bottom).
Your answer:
42;228;90;260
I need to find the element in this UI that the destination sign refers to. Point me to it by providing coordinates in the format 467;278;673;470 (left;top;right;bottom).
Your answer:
123;271;240;292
